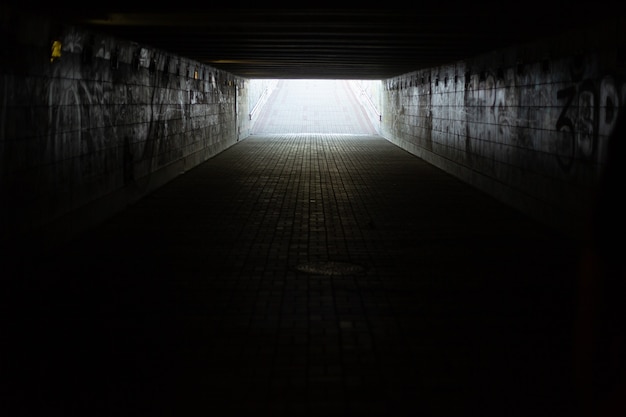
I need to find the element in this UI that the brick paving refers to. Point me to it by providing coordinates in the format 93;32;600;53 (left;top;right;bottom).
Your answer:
5;132;583;417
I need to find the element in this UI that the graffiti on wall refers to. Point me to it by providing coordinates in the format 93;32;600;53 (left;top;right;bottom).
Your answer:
1;22;243;242
43;28;217;195
45;29;122;195
555;58;626;171
462;58;625;175
460;67;536;173
385;55;626;182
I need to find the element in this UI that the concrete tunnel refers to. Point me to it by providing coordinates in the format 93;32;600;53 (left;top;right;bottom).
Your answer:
1;4;625;417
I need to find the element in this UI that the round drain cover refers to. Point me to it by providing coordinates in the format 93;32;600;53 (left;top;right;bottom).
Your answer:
295;261;366;276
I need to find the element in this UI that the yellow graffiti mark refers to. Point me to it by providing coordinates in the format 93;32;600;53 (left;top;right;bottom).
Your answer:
50;40;62;62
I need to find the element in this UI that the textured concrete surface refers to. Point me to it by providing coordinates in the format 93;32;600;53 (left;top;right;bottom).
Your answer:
0;23;245;250
380;30;626;239
4;132;583;417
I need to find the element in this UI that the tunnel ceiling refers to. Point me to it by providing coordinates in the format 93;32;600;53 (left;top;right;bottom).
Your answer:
13;3;608;80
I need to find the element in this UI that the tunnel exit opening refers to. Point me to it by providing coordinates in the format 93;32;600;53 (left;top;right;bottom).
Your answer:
248;79;382;135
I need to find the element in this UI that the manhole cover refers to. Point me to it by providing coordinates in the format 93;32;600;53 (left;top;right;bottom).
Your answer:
295;261;366;276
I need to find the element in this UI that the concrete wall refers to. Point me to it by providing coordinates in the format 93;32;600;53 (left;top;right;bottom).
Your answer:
0;14;250;254
380;18;626;239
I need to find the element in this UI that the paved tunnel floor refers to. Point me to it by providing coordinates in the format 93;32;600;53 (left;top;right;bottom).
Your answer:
5;134;583;417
